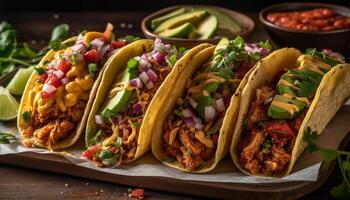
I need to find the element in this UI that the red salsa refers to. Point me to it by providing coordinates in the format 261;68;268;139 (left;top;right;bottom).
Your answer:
266;8;350;31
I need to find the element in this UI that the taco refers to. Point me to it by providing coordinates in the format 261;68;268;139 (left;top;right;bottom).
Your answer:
18;24;133;150
230;48;350;177
151;37;272;173
83;38;212;167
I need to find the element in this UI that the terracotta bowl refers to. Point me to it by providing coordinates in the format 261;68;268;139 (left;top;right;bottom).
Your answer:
141;5;255;48
259;2;350;53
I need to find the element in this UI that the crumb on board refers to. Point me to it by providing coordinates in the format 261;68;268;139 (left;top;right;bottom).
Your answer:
85;182;90;186
95;192;99;195
64;183;70;187
100;189;104;193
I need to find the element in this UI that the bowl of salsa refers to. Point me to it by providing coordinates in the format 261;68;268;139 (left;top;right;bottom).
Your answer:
259;3;350;53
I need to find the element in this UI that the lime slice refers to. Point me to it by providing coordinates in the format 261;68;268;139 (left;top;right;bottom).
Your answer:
6;66;35;95
0;86;19;121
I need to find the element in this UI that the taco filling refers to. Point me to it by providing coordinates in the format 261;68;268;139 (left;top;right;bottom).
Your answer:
83;38;186;167
20;24;133;149
161;37;271;171
238;49;344;176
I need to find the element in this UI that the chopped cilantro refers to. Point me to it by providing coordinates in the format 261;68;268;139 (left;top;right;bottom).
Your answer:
35;67;45;75
169;54;177;66
22;111;31;123
127;58;139;70
115;137;122;148
122;35;140;43
88;63;97;76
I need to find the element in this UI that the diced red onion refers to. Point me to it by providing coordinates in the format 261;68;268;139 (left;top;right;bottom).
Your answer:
189;98;197;108
182;108;195;118
111;115;122;125
164;44;172;51
193;117;202;124
215;98;225;112
98;44;110;58
138;57;151;71
204;106;216;122
194;123;204;130
53;70;65;79
146;69;158;82
145;81;154;89
42;83;56;93
95;115;104;125
130;78;143;88
47;69;54;75
133;103;143;115
77;34;84;43
90;38;104;49
106;48;119;58
141;54;149;62
184;117;194;126
261;48;270;56
72;42;87;54
153;51;164;64
61;77;69;85
48;60;56;69
139;71;149;84
155;38;162;44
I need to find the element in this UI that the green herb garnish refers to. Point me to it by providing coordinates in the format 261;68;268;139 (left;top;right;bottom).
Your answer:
115;137;123;148
35;67;45;75
22;111;31;123
127;58;139;70
122;35;140;43
88;63;97;76
304;127;350;199
0;132;16;144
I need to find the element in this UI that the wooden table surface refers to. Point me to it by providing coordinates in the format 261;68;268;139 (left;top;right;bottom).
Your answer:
0;11;348;200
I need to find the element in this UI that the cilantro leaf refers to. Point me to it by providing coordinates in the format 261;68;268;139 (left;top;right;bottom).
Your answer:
88;63;97;77
22;111;31;123
50;24;69;42
0;132;16;144
127;58;139;70
330;183;350;200
122;35;140;43
49;39;67;51
168;54;177;66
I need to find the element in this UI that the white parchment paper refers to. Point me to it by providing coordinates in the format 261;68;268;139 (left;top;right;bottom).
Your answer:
1;102;349;184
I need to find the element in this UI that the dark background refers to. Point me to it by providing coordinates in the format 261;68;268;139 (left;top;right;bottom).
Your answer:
1;0;349;11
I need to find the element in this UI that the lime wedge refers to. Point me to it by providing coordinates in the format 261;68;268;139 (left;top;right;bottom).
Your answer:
6;66;35;95
0;86;19;121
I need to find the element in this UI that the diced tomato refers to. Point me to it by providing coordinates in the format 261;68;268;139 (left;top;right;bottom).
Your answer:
56;60;72;74
41;91;55;100
38;73;48;83
265;120;294;138
84;49;99;63
109;146;117;153
82;144;99;160
103;23;114;42
46;75;62;88
131;188;144;199
236;61;250;77
111;40;126;49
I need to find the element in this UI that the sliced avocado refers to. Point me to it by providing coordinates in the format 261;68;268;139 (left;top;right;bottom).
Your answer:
154;10;208;34
101;69;136;118
277;73;298;96
188;29;200;39
203;8;242;34
151;8;186;30
268;95;307;119
196;14;218;39
277;85;298;96
158;22;195;38
209;37;229;67
214;37;229;55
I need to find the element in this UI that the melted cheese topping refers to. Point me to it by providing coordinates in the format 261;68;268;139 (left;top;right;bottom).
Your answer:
298;55;331;75
271;101;299;116
195;131;213;148
278;79;299;90
282;93;310;106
